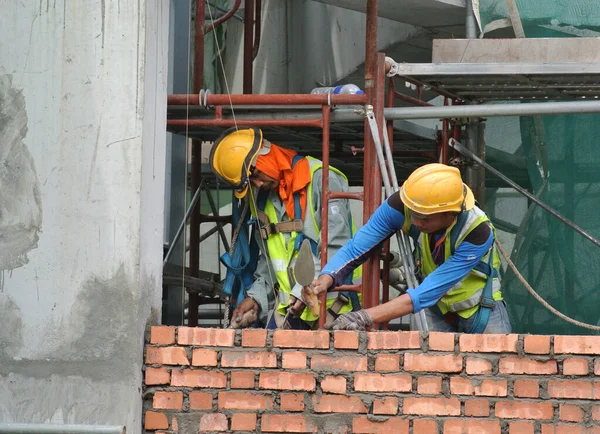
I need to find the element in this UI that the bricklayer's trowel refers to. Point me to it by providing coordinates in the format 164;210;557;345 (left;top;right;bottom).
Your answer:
294;239;320;317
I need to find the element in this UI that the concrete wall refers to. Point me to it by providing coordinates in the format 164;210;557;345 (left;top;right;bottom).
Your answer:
144;326;600;432
0;1;169;433
221;0;423;94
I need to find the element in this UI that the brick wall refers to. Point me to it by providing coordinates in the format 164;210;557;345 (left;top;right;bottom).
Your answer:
143;326;600;434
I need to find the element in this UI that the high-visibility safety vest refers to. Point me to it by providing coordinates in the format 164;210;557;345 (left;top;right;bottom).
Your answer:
403;206;503;319
263;156;361;322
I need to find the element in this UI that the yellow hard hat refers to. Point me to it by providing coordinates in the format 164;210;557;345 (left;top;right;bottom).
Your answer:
399;163;475;215
209;127;269;198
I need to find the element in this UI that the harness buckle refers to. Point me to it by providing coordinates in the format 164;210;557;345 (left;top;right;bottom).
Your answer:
479;296;496;309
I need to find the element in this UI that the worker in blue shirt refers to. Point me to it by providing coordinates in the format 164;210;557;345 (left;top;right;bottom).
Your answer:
304;163;512;333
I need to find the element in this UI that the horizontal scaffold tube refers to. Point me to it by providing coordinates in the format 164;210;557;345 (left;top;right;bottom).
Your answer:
382;100;600;120
168;93;367;106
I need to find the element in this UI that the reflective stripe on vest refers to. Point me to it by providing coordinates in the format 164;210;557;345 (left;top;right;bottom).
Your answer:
265;157;355;322
418;206;503;319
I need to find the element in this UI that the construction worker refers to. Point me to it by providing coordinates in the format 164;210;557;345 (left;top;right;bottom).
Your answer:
210;127;361;329
306;163;512;334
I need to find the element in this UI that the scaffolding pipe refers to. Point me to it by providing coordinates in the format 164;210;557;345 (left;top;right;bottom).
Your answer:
0;424;125;434
243;0;254;93
449;138;600;250
167;93;366;105
204;0;241;34
318;105;331;329
189;0;207;327
378;100;600;120
164;185;203;266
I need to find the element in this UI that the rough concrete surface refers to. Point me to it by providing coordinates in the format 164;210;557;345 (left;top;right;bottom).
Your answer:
0;1;168;433
0;74;43;271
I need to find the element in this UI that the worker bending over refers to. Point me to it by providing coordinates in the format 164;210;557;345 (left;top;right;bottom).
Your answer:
306;163;512;333
210;127;360;329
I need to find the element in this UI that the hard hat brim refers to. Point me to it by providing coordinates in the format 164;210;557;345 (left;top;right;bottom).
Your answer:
234;185;249;199
463;184;475;211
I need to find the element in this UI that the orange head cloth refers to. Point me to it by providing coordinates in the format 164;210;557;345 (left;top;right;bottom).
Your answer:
254;143;311;220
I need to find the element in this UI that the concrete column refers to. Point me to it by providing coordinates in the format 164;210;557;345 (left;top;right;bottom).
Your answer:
0;2;169;433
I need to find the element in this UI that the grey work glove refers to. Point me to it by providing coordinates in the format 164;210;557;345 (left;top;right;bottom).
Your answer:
328;309;374;331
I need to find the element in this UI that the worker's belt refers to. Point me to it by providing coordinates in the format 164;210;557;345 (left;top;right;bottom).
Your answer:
257;210;304;240
273;293;350;330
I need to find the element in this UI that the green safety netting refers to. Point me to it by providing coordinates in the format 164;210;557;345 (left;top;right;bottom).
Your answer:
479;0;600;37
478;1;600;335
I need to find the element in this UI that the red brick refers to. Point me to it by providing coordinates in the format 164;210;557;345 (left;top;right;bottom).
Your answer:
560;403;585;422
429;332;455;351
218;391;274;410
563;357;589;375
145;367;170;385
373;397;399;415
596;359;600;375
541;425;600;434
171;417;178;432
311;354;367;371
509;421;535;434
413;419;438;433
261;414;317;433
449;377;473;395
273;330;329;349
321;375;346;394
367;331;420;350
514;379;540;398
231;413;257;431
171;369;226;388
465;399;490;417
403;397;460;416
459;334;518;353
280;393;305;411
375;354;400;372
354;373;412;393
177;327;235;346
474;379;508;397
404;353;462;373
144;411;168;430
146;346;189;365
199;413;227;432
334;331;359;349
524;335;551;354
495;401;554;420
466;357;493;375
191;348;217;366
312;394;367;413
352;416;409;434
499;357;557;374
444;420;500;434
189;392;212;410
152;391;183;410
150;326;175;344
548;379;596;399
259;372;315;391
282;351;307;369
242;328;267;347
230;371;255;389
593;405;600;421
221;351;277;368
417;377;442;395
555;336;600;354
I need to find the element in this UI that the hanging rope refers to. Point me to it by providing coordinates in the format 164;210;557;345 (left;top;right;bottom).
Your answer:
495;239;600;331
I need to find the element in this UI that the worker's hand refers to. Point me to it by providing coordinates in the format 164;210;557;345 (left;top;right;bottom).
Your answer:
288;295;306;316
310;274;334;297
231;297;259;327
327;309;374;331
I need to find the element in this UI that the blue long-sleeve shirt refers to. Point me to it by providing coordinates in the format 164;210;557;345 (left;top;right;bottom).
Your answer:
321;194;493;313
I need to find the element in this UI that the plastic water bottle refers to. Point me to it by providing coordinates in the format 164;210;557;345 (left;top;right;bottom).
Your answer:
310;84;364;95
